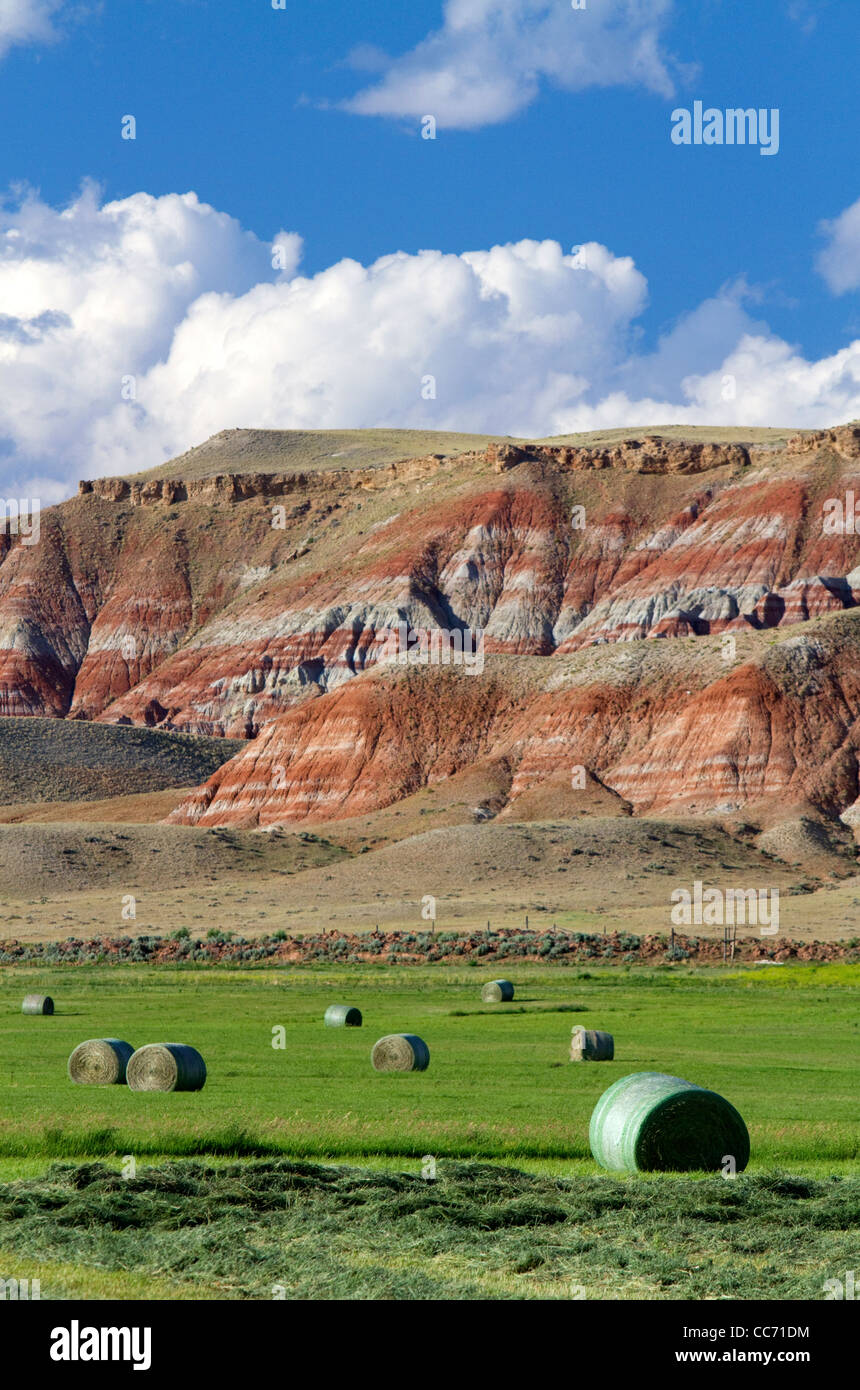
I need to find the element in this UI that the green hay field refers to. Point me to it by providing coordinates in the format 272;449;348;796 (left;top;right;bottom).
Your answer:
0;963;856;1172
0;962;856;1300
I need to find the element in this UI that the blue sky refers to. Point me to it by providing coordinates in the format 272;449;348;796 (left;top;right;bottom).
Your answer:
1;0;859;497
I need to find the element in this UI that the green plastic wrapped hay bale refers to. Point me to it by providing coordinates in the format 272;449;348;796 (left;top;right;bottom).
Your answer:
127;1043;207;1092
570;1026;614;1061
589;1072;750;1173
22;994;53;1016
371;1034;430;1072
481;979;514;1003
324;1004;362;1028
68;1039;135;1086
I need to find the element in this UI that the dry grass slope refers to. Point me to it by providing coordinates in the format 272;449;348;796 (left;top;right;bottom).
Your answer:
132;424;804;483
0;718;242;804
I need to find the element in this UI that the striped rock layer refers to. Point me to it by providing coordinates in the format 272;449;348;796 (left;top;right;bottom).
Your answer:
0;426;858;825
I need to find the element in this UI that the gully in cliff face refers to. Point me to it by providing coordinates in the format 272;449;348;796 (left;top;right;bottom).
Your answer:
377;621;485;675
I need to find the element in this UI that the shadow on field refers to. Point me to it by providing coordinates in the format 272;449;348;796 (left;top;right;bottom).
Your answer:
448;1002;586;1016
18;1125;283;1161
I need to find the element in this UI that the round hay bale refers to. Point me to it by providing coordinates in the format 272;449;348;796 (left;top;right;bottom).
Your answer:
589;1071;750;1173
324;1004;362;1028
570;1026;614;1062
371;1034;430;1072
126;1043;207;1093
481;979;514;1003
21;994;53;1015
68;1039;135;1086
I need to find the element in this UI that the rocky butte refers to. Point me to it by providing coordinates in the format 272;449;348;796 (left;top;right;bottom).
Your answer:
0;424;858;834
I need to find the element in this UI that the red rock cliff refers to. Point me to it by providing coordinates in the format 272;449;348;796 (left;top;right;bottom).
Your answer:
1;426;858;825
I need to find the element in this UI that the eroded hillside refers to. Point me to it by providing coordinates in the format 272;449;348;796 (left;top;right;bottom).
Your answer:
1;423;859;830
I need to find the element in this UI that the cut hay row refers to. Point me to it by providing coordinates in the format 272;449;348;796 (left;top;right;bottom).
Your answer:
68;1038;135;1086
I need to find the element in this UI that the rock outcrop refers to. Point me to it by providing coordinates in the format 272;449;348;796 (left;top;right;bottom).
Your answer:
170;609;860;827
487;437;750;475
1;425;859;827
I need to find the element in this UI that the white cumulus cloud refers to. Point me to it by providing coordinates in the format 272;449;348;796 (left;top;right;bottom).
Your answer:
0;185;284;499
343;0;679;130
817;196;860;294
2;186;860;502
87;235;648;477
0;0;63;58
